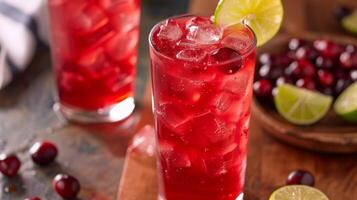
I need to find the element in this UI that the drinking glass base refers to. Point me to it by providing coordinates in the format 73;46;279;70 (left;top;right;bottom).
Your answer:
54;97;135;123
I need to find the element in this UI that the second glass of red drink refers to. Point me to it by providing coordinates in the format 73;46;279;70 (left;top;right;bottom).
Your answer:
48;0;141;123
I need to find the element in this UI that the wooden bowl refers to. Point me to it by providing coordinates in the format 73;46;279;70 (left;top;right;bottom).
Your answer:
252;32;357;153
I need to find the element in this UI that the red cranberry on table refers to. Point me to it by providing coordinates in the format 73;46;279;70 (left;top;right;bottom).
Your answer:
53;174;80;199
24;197;41;200
317;70;335;87
0;154;21;177
286;170;315;186
30;141;58;166
253;79;273;98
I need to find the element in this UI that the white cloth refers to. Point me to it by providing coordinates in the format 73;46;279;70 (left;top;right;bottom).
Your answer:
0;0;48;89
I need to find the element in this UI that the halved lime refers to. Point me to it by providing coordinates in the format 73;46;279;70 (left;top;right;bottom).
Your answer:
269;185;329;200
342;10;357;34
214;0;284;46
334;82;357;122
274;84;333;125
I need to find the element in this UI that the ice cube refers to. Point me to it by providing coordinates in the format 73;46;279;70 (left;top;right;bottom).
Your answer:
128;125;156;157
156;103;193;133
186;17;222;45
211;92;235;113
98;0;128;9
176;48;207;62
71;4;109;34
158;20;183;43
159;141;191;168
221;29;252;54
77;47;113;77
59;71;87;92
108;2;140;34
222;72;251;95
105;29;139;62
178;112;234;147
202;143;239;176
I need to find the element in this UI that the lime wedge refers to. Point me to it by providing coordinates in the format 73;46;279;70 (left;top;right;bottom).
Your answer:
269;185;329;200
334;82;357;122
214;0;284;46
274;84;333;125
342;11;357;34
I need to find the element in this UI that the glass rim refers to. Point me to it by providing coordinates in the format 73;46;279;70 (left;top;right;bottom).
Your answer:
148;14;257;66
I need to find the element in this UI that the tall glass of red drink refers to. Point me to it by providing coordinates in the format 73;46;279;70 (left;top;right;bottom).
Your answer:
48;0;140;122
149;15;256;200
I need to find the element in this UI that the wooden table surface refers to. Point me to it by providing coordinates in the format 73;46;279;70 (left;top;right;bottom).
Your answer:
1;0;357;200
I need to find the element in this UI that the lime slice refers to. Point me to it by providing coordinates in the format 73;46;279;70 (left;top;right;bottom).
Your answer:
274;84;333;125
269;185;329;200
214;0;284;46
342;10;357;34
334;82;357;122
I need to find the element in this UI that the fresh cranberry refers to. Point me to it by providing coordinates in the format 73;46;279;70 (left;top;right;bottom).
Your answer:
333;6;352;21
212;47;242;74
295;46;319;61
0;154;21;177
313;40;343;59
276;76;293;86
259;53;292;67
30;141;58;166
259;53;272;65
339;51;357;69
317;70;335;87
296;78;316;90
258;64;271;79
286;170;315;186
345;44;356;53
335;78;352;95
315;56;334;70
24;197;41;200
53;174;80;199
350;70;357;81
334;68;348;79
288;38;306;51
319;86;334;96
253;79;273;98
272;53;293;67
286;60;316;78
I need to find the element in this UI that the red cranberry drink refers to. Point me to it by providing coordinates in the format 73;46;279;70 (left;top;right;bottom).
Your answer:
48;0;140;122
149;16;256;200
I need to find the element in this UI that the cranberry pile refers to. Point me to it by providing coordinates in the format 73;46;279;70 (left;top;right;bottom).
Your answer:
254;38;357;102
